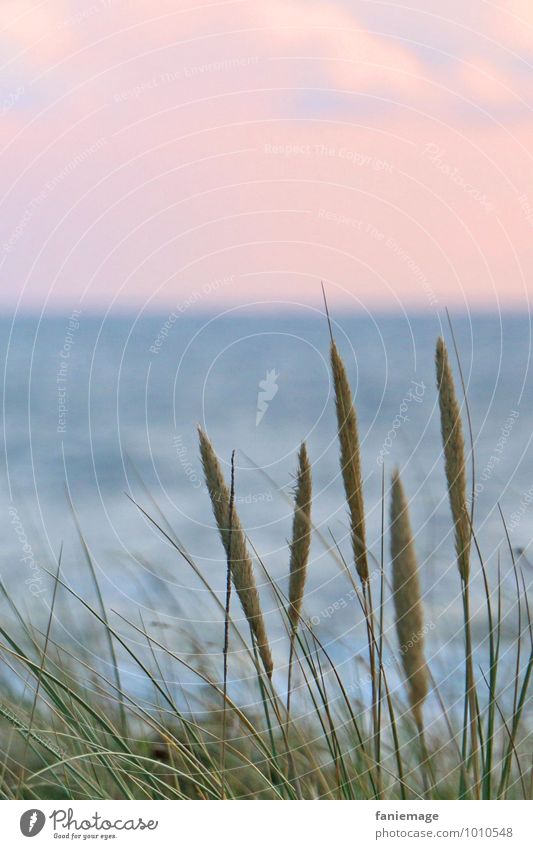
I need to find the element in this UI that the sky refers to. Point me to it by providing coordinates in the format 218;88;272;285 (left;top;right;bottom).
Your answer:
1;0;533;315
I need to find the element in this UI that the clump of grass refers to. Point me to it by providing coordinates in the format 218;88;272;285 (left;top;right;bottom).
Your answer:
390;468;428;733
198;426;273;680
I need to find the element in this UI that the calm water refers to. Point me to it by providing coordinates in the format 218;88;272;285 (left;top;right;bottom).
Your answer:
1;311;532;700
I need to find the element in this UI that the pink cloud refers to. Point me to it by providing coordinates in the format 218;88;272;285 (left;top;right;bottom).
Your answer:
489;0;533;51
0;1;532;313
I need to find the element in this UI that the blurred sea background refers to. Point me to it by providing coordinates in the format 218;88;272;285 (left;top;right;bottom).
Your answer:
1;310;531;704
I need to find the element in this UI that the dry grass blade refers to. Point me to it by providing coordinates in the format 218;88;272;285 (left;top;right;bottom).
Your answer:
435;336;471;581
330;340;368;582
198;427;273;679
390;470;428;731
288;442;312;636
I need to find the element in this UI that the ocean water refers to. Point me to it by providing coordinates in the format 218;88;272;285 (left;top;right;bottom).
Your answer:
1;311;531;701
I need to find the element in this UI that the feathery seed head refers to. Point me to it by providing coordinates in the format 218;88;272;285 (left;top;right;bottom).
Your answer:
198;427;273;678
330;340;368;583
435;337;471;582
288;442;312;635
390;469;429;729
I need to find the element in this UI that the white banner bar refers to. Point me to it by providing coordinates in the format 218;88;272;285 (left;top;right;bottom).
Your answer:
1;800;530;847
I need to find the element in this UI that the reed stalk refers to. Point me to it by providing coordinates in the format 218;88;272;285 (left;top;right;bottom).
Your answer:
390;470;429;734
198;427;273;679
435;337;479;797
435;338;471;582
286;442;312;705
220;450;235;798
287;443;312;639
329;336;382;794
330;339;368;583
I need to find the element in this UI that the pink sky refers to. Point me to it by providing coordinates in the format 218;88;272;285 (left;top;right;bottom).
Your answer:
1;0;533;314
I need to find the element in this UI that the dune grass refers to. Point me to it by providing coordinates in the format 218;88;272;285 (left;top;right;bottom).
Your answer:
0;330;531;801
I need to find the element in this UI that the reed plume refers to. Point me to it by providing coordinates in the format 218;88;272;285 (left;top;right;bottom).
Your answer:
390;469;428;731
436;337;480;796
286;442;313;787
435;337;471;582
330;339;368;583
330;335;379;781
198;427;273;679
288;442;312;637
